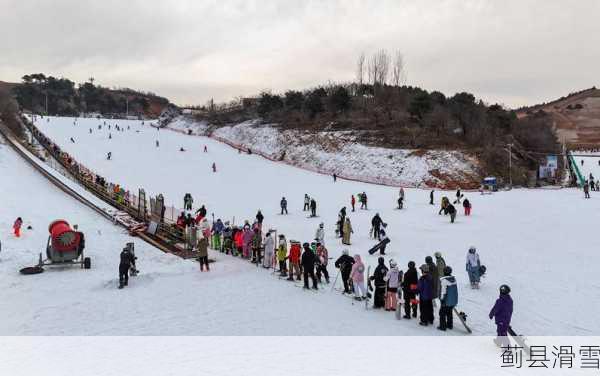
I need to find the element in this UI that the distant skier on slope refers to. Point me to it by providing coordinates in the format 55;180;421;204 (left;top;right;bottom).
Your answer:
309;198;317;217
107;152;112;160
280;197;288;214
303;194;310;211
351;194;356;212
315;243;329;283
489;285;513;346
463;198;472;216
430;190;434;205
13;217;23;238
212;162;216;172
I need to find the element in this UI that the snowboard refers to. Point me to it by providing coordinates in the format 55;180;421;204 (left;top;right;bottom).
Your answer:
507;326;530;354
452;307;472;334
368;237;391;255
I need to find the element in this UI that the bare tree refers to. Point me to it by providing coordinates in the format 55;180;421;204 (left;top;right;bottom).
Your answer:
391;50;406;87
356;52;365;86
368;49;390;87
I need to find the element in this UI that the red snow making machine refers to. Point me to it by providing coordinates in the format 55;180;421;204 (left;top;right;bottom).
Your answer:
39;220;91;269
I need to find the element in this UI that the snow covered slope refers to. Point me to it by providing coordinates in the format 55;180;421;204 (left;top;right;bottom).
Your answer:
21;115;600;336
167;117;480;188
572;151;600;183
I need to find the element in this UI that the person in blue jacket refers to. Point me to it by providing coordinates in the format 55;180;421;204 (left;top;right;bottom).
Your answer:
489;284;513;346
438;266;458;331
417;264;434;326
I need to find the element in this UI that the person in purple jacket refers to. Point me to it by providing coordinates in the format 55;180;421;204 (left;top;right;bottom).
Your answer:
417;264;434;326
489;285;513;346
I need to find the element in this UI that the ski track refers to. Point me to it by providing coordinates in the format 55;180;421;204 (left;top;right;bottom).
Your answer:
0;115;598;335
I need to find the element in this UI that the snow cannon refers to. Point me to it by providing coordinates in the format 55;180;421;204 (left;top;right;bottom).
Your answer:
40;220;90;270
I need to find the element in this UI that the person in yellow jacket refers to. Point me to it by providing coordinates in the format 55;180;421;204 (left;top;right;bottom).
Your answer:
276;234;288;277
342;217;353;245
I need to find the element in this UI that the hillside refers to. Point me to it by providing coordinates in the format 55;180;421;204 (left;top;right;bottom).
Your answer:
517;87;600;146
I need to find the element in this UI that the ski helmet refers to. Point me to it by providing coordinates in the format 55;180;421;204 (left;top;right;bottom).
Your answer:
499;285;511;295
319;222;324;228
389;259;397;268
469;246;476;253
408;261;415;269
443;266;452;276
434;251;442;258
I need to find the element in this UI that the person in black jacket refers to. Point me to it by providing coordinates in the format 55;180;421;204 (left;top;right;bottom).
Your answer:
310;199;317;217
334;249;355;293
256;210;264;224
196;205;207;218
119;247;136;288
301;242;318;290
370;257;389;309
447;203;457;223
402;261;419;319
371;213;383;240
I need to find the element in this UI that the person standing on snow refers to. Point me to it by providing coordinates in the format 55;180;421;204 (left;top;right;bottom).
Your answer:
211;219;224;251
438;266;458;331
222;221;233;254
262;231;275;269
350;254;367;301
371;213;383;240
447;203;457;223
342;217;353;245
333;173;337;182
402;261;419;319
251;228;262;264
334;250;355;294
360;192;368;209
287;241;301;281
584;181;590;199
454;188;462;204
197;234;209;272
315;223;325;246
417;264;434;326
119;246;136;288
351;195;356;212
280;197;288;215
276;235;288;276
384;259;402;311
315;243;329;283
430;190;434;205
13;217;23;238
489;285;513;347
256;210;264;225
425;256;440;299
303;194;310;211
370;257;389;309
242;224;253;259
212;162;216;173
463;198;471;216
434;252;446;283
301;242;318;290
310;198;317;217
466;246;481;289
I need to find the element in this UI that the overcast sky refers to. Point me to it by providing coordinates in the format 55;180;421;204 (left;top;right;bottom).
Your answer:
1;0;599;108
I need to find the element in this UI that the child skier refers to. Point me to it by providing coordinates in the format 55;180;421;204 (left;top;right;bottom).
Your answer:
466;246;481;289
489;285;513;347
384;259;402;311
13;217;23;238
350;254;367;301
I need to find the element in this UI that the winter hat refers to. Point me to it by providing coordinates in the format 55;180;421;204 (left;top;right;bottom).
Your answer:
443;266;452;276
378;257;385;265
499;285;511;295
469;246;476;253
434;251;442;258
408;261;416;269
319;223;324;228
389;259;397;268
224;221;230;226
425;256;433;264
420;264;429;273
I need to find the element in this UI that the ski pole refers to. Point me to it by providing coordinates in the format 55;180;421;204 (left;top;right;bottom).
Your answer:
330;269;340;292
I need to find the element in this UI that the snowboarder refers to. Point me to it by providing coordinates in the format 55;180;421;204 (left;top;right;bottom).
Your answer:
342;217;353;245
301;242;318;290
334;249;355;294
370;257;389;309
425;256;440;299
454;188;462;204
309;198;317;217
584;182;590;199
466;246;481;289
430;190;434;205
13;217;23;238
315;243;329;283
489;285;513;346
463;198;471;216
447;203;457;223
351;195;356;212
417;264;434;326
197;234;209;271
212;162;216;173
333;173;337;182
119;246;136;288
438;266;458;331
276;235;288;276
350;254;367;300
384;259;402;311
401;261;419;319
315;223;325;246
107;152;112;160
303;194;310;211
263;231;275;268
371;213;383;240
280;197;288;214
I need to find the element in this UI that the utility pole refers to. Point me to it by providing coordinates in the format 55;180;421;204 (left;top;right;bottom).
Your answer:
507;143;513;188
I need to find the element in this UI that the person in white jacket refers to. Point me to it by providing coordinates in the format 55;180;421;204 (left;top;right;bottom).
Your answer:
262;231;275;269
466;246;481;289
315;222;325;246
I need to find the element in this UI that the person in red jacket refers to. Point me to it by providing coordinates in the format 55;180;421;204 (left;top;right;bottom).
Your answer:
287;241;302;281
351;195;356;212
463;198;471;216
233;227;244;256
13;217;23;237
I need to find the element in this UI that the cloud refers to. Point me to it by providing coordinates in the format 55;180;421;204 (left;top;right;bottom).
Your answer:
0;0;599;107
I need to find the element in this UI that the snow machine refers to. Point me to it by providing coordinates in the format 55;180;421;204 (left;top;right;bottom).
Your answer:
38;220;90;269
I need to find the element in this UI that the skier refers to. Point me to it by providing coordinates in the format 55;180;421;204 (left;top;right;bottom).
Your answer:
301;242;318;290
489;285;513;347
280;197;288;215
434;252;446;283
592;180;596;191
463;198;471;216
438;266;458;331
276;234;288;276
360;192;368;209
315;222;325;246
256;210;264;225
466;246;481;289
251;228;262;264
371;213;383;240
447;203;457;223
119;246;136;288
384;259;402;312
315;243;329;283
351;195;356;212
211;218;224;251
333;173;337;182
334;249;355;294
342;217;353;245
109;133;112;139
350;254;367;300
107;152;112;160
13;217;23;238
222;221;233;254
70;137;75;143
197;234;209;271
156;140;159;147
212;162;216;173
204;145;208;152
454;188;462;204
425;256;440;299
262;231;275;269
287;241;301;281
397;195;404;209
417;264;434;326
584;181;590;199
377;225;389;255
303;194;310;211
242;224;253;259
430;190;434;205
370;257;389;309
310;198;317;217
